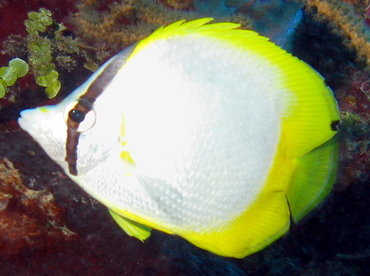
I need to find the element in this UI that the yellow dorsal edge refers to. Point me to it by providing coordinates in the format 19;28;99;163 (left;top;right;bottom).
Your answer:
131;18;239;56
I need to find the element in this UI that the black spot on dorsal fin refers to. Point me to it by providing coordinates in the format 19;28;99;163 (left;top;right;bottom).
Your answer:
330;120;340;132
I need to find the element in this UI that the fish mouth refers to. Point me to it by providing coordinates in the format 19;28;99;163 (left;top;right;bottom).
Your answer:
18;108;55;144
18;109;36;135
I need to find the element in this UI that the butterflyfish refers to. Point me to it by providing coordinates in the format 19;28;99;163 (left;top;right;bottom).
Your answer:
18;18;340;258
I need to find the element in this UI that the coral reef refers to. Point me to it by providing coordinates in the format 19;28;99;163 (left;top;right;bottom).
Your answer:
336;68;370;185
69;0;252;53
299;0;370;66
0;158;76;257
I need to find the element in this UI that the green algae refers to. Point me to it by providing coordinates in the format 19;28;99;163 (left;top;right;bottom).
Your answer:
26;8;61;98
0;58;29;98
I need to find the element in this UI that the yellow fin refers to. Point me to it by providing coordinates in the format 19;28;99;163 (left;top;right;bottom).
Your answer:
287;137;338;222
131;18;242;58
180;191;290;258
279;62;340;158
109;209;151;242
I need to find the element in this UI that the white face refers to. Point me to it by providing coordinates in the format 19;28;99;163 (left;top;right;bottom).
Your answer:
18;99;70;172
18;88;123;178
18;48;132;177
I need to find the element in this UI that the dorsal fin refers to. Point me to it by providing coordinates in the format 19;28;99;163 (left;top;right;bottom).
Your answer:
131;18;251;57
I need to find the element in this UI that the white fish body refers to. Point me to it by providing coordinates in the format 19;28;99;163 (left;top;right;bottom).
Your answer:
18;18;339;258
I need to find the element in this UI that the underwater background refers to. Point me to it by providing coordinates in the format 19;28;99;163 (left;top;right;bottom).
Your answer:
0;0;369;275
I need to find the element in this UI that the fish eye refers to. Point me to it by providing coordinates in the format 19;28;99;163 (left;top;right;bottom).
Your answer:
64;101;96;132
69;109;86;123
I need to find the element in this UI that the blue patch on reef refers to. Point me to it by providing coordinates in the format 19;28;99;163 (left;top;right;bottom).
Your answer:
194;0;303;50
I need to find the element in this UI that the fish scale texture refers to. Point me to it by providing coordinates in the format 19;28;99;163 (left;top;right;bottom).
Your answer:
74;34;283;233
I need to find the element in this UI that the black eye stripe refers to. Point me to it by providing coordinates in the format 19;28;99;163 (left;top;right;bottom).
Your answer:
66;99;92;130
64;46;135;176
65;126;80;176
65;100;92;176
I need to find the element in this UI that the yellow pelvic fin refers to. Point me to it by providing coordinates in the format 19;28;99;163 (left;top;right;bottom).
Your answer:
287;137;338;222
109;209;152;242
110;207;175;235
